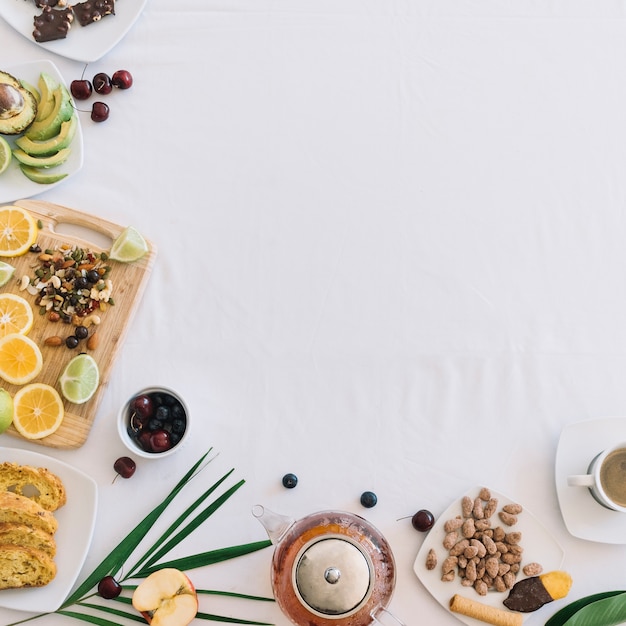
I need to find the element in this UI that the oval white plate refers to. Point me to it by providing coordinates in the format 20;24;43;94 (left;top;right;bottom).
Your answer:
0;59;84;205
413;486;564;625
0;0;147;63
0;446;98;613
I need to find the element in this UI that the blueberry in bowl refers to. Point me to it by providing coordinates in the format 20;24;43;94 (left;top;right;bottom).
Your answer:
118;387;190;458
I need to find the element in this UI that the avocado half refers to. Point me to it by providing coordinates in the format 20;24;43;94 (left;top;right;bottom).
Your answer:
0;70;38;135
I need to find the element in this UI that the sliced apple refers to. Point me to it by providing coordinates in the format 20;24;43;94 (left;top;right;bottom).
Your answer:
132;568;198;626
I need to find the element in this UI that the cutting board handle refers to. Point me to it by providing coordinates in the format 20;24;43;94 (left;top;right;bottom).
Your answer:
16;199;126;249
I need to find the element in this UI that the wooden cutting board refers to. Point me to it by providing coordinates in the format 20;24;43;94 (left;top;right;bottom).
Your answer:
1;199;156;449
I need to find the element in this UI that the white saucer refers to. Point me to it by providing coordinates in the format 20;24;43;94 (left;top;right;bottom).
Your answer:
555;417;626;543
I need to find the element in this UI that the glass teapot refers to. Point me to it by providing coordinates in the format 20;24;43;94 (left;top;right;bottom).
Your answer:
253;506;406;626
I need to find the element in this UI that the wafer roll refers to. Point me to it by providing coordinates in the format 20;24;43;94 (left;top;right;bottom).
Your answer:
449;594;523;626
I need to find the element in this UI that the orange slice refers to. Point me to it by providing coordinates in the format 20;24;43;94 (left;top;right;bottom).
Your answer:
0;206;37;257
0;293;34;338
12;383;64;439
0;333;43;385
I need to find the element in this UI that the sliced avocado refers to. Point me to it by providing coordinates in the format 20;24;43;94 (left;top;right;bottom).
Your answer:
15;114;77;157
0;70;38;135
19;164;68;185
12;147;71;168
35;73;57;122
20;79;41;104
25;83;73;141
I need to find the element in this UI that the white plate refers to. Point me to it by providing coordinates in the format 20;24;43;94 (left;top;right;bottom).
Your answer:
0;446;98;613
0;0;147;63
0;59;84;205
555;417;626;544
413;487;564;625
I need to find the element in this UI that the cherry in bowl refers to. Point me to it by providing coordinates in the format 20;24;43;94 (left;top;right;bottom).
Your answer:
118;386;190;459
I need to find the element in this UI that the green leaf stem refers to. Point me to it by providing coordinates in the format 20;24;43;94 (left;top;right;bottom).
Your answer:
545;591;626;626
3;450;274;626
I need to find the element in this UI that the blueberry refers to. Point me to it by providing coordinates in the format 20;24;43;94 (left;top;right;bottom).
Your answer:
156;405;170;421
75;326;89;340
282;473;298;489
147;418;163;431
171;403;185;420
65;335;79;349
360;491;378;508
171;418;185;435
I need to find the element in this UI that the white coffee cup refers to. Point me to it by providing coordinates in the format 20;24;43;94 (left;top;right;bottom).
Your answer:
568;442;626;512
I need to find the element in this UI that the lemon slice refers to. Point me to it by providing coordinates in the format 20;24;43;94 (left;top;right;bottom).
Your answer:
58;353;99;404
0;206;37;257
0;293;34;338
109;226;149;263
0;333;43;385
12;383;64;439
0;137;11;176
0;261;15;287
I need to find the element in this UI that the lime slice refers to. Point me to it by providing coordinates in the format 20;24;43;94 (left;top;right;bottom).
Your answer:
58;354;99;404
109;226;149;263
0;261;15;287
0;388;14;434
0;137;12;175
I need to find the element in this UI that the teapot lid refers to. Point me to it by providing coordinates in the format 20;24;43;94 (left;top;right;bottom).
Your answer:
294;536;373;617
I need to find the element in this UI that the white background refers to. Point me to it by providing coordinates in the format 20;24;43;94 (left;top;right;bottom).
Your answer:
3;1;626;625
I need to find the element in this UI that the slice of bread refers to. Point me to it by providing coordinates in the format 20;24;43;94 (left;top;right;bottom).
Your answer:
0;492;58;535
0;523;56;558
0;544;57;589
0;462;66;511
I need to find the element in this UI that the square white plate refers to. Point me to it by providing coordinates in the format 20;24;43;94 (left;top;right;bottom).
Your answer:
0;0;148;63
0;446;98;613
413;486;564;625
0;59;84;205
555;417;626;543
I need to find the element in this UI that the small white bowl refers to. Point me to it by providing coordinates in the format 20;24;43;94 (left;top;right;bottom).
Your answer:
118;386;190;459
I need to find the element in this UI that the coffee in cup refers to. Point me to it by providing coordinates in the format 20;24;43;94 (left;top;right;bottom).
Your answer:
568;442;626;512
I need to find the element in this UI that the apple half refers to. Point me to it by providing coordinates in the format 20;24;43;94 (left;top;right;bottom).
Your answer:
132;568;198;626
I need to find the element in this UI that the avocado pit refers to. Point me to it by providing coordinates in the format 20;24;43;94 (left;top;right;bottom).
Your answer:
0;70;38;135
0;84;25;120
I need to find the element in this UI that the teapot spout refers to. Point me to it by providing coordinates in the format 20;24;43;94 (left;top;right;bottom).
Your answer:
252;505;295;544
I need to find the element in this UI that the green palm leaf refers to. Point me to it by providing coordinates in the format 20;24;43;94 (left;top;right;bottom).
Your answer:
126;469;237;577
134;541;272;578
134;477;245;574
3;450;274;626
63;450;215;607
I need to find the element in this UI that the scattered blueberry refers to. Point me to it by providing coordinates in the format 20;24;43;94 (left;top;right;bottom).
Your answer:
360;491;378;508
282;473;298;489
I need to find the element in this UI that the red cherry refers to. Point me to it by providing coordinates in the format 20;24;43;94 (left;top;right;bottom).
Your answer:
113;456;136;479
150;429;172;453
93;72;112;94
112;69;133;89
70;79;92;100
411;509;435;532
91;101;109;122
137;430;153;452
98;575;122;599
132;394;153;418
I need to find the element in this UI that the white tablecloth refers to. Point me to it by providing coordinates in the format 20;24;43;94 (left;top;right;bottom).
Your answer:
2;1;626;625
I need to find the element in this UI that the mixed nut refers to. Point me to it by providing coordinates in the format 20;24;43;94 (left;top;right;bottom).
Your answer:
19;244;112;349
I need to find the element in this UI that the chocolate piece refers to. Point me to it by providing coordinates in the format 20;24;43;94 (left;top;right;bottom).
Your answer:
71;0;115;27
503;576;553;613
32;6;74;43
34;0;68;8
